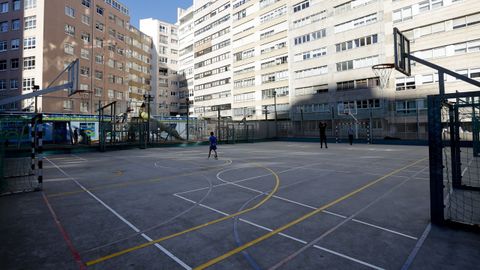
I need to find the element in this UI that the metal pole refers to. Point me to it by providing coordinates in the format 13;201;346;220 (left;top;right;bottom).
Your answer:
416;101;420;140
33;85;39;113
186;98;189;141
300;108;304;136
143;94;151;145
274;91;278;138
369;105;373;144
331;106;335;137
428;95;445;225
438;71;445;96
217;109;221;142
112;102;116;144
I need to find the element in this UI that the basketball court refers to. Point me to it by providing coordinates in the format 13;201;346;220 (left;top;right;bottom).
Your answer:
2;141;478;269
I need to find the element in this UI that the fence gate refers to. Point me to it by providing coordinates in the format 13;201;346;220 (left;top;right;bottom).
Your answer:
0;114;42;195
428;91;480;228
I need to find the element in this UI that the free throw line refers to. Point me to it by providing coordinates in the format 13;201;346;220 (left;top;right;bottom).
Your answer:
193;158;427;270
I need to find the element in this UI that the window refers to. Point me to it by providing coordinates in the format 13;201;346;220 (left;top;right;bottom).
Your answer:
95;70;103;80
65;24;75;36
13;0;20;10
1;2;8;13
24;37;35;49
0;40;6;51
0;80;6;90
80;66;90;77
80;102;89;113
470;68;480;79
24;16;36;30
96;6;104;16
11;39;19;50
94;87;103;96
64;43;74;55
419;1;430;12
422;74;434;84
0;60;6;70
81;14;90;25
293;0;309;13
95;21;104;31
393;7;412;23
295;66;328;79
81;32;90;43
95;38;103;48
262;87;289;99
335;13;378;33
23;56;35;70
24;0;36;10
468;39;480;52
63;100;73;110
12;19;20;30
431;0;443;9
395;76;416;91
0;21;8;32
65;6;75;17
10;79;19;90
108;89;114;99
95;54;103;64
23;78;35;91
294;29;326;45
82;0;91;8
80;48;90;59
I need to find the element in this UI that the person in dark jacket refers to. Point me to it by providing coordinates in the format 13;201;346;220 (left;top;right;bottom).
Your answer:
319;122;327;148
208;132;218;159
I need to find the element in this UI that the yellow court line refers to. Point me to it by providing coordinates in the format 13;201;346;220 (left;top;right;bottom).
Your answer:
47;159;233;198
85;166;281;266
193;157;427;270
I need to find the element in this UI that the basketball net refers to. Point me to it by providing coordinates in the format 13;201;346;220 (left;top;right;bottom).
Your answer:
372;64;395;90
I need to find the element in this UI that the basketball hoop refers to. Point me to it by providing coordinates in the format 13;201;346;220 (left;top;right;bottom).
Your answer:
372;63;395;90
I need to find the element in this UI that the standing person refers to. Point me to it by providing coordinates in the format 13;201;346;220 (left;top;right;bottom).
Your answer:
348;125;354;145
73;128;78;145
319;122;327;148
208;131;218;160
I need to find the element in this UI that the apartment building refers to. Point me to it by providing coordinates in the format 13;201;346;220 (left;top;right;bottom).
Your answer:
0;0;32;110
170;0;480;138
177;6;195;116
230;0;290;121
288;0;387;131
0;0;152;115
140;18;187;117
391;0;480;136
190;0;233;119
126;25;152;117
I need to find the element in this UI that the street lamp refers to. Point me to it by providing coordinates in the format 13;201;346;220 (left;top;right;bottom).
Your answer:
273;90;278;138
33;85;40;113
143;93;153;144
186;97;189;141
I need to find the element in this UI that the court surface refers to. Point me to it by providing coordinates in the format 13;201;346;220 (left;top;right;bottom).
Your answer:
1;142;479;269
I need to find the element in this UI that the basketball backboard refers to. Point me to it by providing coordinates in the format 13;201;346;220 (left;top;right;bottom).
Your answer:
394;28;411;76
67;59;80;96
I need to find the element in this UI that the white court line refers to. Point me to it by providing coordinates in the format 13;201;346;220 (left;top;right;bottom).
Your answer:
213;171;419;241
45;158;191;270
175;164;350;196
71;154;88;161
173;194;384;270
174;164;419;240
44;177;72;183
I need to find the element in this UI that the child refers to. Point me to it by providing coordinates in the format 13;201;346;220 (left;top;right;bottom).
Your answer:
208;132;218;159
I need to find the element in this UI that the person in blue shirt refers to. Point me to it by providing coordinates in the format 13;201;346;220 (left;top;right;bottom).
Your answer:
208;132;218;159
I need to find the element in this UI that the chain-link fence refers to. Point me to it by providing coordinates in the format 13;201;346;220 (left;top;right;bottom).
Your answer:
0;114;40;195
429;91;480;228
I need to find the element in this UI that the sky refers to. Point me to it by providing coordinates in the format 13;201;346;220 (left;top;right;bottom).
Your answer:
121;0;193;28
